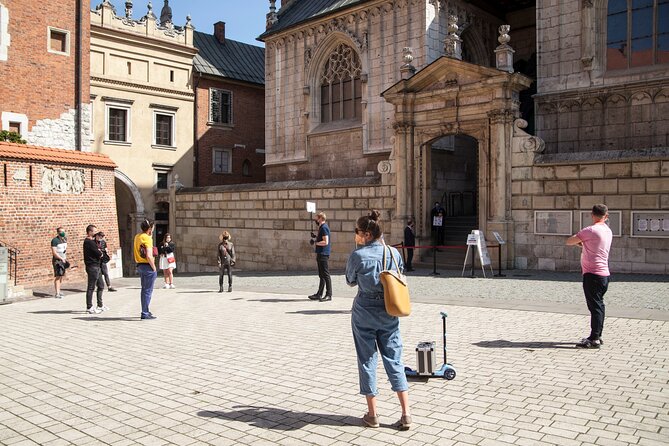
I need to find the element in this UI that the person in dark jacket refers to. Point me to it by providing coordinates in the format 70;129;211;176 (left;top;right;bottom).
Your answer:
83;224;107;314
158;233;176;289
403;218;416;272
217;231;236;292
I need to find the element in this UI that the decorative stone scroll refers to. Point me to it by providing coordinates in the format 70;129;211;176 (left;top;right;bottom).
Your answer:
512;118;545;154
41;167;85;194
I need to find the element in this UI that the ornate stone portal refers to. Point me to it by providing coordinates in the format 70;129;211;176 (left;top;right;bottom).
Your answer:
382;57;538;266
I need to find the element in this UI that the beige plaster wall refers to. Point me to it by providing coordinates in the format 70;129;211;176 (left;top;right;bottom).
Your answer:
89;6;196;221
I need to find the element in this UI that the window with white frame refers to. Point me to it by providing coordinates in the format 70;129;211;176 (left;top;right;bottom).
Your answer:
153;164;172;190
213;148;232;174
105;103;131;143
153;111;175;147
0;3;10;62
47;26;69;56
1;111;28;135
209;88;232;125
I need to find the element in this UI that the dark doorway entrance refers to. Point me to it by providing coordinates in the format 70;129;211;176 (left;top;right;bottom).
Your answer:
430;134;479;247
114;177;137;276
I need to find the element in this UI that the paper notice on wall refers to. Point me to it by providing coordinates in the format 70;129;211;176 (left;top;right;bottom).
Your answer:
306;201;316;213
650;219;661;232
637;218;648;232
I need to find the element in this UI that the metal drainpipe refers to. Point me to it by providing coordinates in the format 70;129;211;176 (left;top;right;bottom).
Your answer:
74;0;82;151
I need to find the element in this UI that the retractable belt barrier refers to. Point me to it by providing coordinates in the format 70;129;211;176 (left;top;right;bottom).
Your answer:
393;243;468;276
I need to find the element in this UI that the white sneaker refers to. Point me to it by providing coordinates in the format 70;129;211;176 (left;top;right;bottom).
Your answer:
96;305;110;312
54;293;63;299
87;307;101;314
162;283;169;289
169;284;175;289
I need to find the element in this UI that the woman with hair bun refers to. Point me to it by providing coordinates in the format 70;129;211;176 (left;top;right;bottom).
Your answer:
345;210;412;431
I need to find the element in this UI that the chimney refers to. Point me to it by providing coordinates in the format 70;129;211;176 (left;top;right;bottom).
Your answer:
214;21;226;44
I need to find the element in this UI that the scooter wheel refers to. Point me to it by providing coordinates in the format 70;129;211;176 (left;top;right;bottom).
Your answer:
443;369;456;380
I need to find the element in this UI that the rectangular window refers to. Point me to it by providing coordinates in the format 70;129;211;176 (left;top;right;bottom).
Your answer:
8;122;20;133
210;89;232;124
213;149;232;174
155;113;174;146
156;172;169;189
48;27;69;55
607;0;669;69
107;106;129;142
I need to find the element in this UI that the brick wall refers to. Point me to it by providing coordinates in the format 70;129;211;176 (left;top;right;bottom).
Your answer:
0;159;120;287
511;153;669;274
174;179;395;273
196;77;265;187
0;0;90;142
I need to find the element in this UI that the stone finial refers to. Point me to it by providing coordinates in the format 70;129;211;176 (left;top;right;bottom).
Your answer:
171;173;184;190
266;0;278;29
400;47;416;79
444;15;462;60
186;15;192;27
495;25;515;73
125;1;133;18
146;1;156;19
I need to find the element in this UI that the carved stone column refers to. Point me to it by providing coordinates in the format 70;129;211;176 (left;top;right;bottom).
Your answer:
444;15;462;60
487;109;514;221
388;119;414;241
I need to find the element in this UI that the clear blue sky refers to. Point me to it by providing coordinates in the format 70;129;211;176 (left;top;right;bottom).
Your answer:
91;0;270;46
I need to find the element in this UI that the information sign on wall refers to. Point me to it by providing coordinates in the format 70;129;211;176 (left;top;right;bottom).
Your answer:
631;211;669;238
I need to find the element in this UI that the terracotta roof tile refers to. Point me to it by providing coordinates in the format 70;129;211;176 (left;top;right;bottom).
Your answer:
0;141;117;169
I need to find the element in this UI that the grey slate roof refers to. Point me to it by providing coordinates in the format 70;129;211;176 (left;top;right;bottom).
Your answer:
259;0;370;39
193;31;265;85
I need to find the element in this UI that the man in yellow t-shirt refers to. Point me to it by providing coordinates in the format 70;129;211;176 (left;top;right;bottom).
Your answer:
134;219;157;319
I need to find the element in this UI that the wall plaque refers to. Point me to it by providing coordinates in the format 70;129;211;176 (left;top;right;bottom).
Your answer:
534;211;573;236
631;211;669;238
41;167;85;194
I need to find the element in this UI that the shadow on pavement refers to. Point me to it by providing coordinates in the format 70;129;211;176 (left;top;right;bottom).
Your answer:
249;298;307;303
72;316;140;322
177;291;213;294
197;406;361;430
287;310;351;315
29;310;85;314
473;340;576;349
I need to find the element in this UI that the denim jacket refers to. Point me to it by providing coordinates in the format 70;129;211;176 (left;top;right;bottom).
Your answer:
346;240;404;299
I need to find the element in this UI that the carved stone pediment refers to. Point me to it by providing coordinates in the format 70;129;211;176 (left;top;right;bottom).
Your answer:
382;57;532;102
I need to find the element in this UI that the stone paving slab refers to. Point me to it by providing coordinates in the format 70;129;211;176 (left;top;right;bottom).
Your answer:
1;275;668;445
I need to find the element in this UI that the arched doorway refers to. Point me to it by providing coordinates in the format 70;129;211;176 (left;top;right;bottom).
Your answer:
114;171;144;276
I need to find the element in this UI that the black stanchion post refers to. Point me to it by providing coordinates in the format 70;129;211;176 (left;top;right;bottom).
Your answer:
495;244;506;277
470;245;475;278
430;246;440;276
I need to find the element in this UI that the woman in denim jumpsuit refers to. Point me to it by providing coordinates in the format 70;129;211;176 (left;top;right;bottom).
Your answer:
345;210;412;430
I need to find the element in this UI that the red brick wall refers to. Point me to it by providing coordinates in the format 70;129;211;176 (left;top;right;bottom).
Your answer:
0;159;118;287
195;77;265;186
0;0;90;130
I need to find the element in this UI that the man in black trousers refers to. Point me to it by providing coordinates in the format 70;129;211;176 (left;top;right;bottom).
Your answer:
83;224;107;314
404;218;416;272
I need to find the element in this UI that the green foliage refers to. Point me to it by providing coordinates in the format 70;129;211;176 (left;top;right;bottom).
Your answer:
0;131;27;144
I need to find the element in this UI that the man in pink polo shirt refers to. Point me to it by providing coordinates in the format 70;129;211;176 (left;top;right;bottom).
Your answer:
566;204;613;349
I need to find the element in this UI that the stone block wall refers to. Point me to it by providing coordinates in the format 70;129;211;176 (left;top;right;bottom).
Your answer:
511;154;669;274
0;158;121;287
174;179;395;273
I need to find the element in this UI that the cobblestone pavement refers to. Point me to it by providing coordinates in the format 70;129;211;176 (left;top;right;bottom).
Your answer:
1;272;668;445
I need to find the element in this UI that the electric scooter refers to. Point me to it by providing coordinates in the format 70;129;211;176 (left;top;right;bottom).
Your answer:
404;311;456;380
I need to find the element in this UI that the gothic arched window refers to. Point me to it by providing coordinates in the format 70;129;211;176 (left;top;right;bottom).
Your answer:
607;0;669;70
320;43;362;123
242;159;251;177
